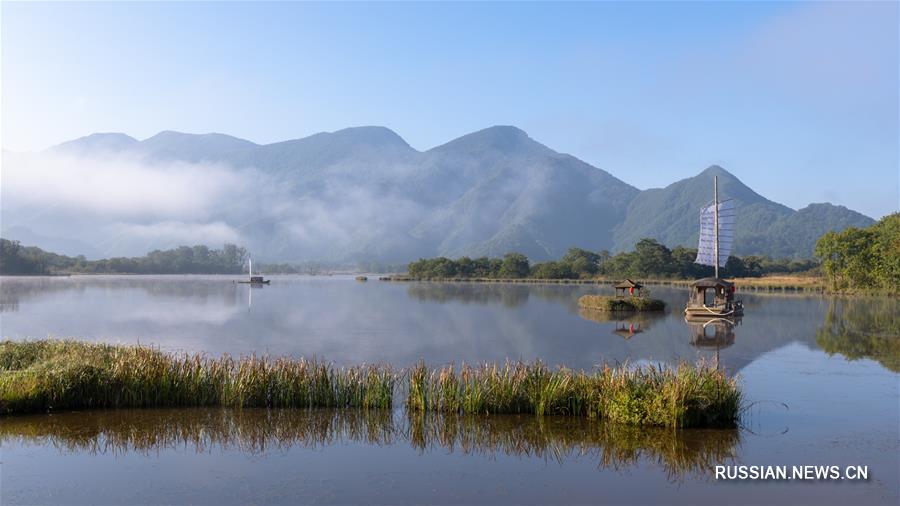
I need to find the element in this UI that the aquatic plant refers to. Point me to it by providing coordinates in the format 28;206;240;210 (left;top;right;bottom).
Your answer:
0;340;395;413
406;361;740;428
1;340;740;428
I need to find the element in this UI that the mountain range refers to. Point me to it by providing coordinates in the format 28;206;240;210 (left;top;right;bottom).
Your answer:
5;126;874;262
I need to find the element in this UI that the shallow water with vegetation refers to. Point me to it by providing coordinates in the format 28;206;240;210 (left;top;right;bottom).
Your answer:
1;275;898;505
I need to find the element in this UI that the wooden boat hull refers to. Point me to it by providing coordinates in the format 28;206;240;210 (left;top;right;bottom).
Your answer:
684;304;742;319
237;280;270;284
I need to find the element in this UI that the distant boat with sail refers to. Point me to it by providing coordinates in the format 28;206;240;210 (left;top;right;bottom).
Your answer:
237;254;270;285
684;176;743;319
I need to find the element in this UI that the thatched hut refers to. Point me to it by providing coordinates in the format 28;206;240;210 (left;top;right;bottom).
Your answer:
614;279;643;298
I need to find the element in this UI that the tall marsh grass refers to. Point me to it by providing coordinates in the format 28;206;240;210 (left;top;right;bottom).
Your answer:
578;295;666;312
407;361;740;428
0;340;394;414
1;340;741;428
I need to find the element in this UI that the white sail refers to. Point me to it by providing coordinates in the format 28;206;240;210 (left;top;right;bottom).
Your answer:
694;199;734;268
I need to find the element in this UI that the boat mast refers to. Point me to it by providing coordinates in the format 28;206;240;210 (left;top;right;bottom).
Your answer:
713;176;719;279
249;255;253;277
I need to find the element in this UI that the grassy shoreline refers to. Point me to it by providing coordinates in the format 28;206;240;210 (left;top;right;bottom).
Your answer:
1;340;740;428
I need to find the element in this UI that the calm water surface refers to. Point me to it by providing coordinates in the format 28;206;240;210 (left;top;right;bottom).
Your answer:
1;275;898;505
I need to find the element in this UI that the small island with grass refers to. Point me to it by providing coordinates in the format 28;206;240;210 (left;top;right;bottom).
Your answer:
578;280;666;312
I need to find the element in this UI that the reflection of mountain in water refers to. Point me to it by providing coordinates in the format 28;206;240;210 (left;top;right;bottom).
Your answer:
0;408;739;479
0;276;242;313
816;298;900;372
406;282;591;309
3;277;898;377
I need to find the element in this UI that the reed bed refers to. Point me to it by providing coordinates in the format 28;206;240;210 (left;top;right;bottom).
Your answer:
578;294;666;312
0;340;395;414
2;340;741;428
407;361;740;428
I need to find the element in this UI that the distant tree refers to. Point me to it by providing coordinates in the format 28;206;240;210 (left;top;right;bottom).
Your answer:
408;257;459;278
815;213;899;293
633;239;673;277
0;240;248;275
723;256;748;278
530;261;576;279
0;239;47;274
561;247;601;277
498;253;530;278
669;246;705;279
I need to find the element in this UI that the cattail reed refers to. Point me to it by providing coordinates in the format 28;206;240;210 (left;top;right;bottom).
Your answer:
0;340;394;414
406;360;740;428
1;340;740;427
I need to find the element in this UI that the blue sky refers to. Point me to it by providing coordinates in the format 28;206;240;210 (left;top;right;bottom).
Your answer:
2;1;897;218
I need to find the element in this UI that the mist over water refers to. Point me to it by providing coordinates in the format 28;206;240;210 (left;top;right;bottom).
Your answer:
1;277;897;505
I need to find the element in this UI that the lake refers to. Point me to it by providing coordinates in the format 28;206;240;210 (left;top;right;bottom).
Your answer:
1;275;898;505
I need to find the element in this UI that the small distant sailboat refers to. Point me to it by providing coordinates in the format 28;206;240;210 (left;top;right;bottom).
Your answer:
237;255;270;285
684;176;743;320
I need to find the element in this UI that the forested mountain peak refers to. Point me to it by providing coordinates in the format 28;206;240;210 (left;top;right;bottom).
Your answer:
19;126;874;261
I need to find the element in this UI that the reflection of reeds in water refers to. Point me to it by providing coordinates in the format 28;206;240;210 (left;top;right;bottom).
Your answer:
0;408;739;479
408;412;739;480
0;409;395;455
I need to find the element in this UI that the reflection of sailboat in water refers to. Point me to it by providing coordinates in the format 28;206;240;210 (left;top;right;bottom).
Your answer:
245;278;267;312
687;317;741;367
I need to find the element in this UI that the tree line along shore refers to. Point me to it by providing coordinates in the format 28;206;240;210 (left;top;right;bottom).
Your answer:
2;214;896;294
400;213;898;295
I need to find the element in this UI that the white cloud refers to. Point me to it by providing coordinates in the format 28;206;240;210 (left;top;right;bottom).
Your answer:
1;150;251;256
1;148;426;260
110;221;241;245
2;151;243;219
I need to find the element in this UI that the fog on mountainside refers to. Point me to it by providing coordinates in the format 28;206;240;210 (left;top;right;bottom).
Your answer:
1;126;874;262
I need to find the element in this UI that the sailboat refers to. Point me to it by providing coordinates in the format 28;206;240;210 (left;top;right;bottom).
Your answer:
684;176;743;319
237;254;270;285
